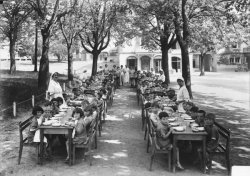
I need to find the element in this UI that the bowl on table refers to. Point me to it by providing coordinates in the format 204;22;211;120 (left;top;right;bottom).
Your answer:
173;126;185;132
168;118;176;122
190;123;199;128
197;127;205;131
43;120;53;126
169;122;179;127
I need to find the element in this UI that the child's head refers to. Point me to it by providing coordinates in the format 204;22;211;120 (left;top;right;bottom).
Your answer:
197;110;206;118
204;113;216;126
72;88;80;97
56;97;64;106
84;105;93;116
32;106;44;117
51;98;59;107
158;111;169;120
72;108;84;120
161;82;168;89
81;100;90;109
190;106;199;113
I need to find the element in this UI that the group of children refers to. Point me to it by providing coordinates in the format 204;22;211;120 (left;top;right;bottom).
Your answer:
27;86;103;162
146;100;219;172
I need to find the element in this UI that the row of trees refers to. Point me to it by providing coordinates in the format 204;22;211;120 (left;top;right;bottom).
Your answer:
0;0;249;96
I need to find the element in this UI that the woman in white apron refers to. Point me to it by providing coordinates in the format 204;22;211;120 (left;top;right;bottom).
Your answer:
176;77;190;113
47;72;65;104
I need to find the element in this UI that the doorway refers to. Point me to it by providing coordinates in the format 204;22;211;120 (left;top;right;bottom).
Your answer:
141;56;151;71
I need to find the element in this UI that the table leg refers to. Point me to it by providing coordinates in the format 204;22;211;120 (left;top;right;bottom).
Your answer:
202;137;206;173
173;136;177;173
68;129;73;166
39;129;44;165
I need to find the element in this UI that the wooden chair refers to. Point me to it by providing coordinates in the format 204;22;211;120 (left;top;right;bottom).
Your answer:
18;116;38;164
207;122;231;175
148;119;172;172
72;119;97;165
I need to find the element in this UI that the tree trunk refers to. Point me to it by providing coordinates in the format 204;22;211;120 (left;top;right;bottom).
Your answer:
68;46;73;81
38;31;50;90
180;45;193;99
91;51;99;76
34;26;38;72
9;39;16;74
161;47;170;84
200;53;205;76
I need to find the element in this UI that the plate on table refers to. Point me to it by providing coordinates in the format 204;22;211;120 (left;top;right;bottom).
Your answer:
190;123;199;128
52;123;61;127
54;114;62;117
43;121;52;126
197;127;205;131
51;117;59;120
168;118;176;122
192;127;199;132
173;126;185;132
185;119;195;123
59;109;67;112
169;122;179;127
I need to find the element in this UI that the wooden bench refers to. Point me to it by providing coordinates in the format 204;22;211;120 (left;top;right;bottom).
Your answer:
72;118;97;165
207;122;231;175
18;116;37;164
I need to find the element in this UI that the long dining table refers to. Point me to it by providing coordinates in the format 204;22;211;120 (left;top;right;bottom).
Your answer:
38;108;74;165
171;117;207;173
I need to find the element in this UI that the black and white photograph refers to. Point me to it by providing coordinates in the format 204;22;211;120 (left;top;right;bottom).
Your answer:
0;0;249;175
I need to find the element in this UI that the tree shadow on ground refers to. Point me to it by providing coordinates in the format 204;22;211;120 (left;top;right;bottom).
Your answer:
193;91;250;167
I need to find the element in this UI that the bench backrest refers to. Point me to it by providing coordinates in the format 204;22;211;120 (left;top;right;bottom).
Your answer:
215;121;231;152
19;116;34;143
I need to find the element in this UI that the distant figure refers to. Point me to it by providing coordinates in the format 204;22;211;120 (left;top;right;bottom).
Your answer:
157;70;165;82
103;64;109;75
150;68;155;75
120;65;125;86
124;65;130;84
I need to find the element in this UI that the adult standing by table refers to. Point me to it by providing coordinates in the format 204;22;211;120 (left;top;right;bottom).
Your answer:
47;72;65;103
157;70;165;82
176;77;190;113
124;65;130;84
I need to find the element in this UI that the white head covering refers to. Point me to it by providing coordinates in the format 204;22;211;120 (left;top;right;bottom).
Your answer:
177;76;184;82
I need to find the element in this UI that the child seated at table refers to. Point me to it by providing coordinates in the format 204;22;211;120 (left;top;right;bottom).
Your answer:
42;102;53;120
28;106;45;143
196;113;219;171
155;111;184;170
57;97;68;109
51;98;59;115
81;99;90;110
65;108;93;162
195;110;206;127
72;88;81;99
188;106;199;118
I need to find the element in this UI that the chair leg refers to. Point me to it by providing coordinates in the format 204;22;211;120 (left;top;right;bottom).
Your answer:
73;146;76;165
18;143;23;164
226;153;231;175
98;124;102;137
146;136;150;153
144;125;147;140
89;150;93;166
149;151;155;171
207;155;212;174
168;150;172;172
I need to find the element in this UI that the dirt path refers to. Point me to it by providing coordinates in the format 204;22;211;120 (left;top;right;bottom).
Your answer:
1;86;227;176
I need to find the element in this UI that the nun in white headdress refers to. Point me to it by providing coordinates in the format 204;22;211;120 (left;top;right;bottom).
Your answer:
47;72;64;102
176;77;190;113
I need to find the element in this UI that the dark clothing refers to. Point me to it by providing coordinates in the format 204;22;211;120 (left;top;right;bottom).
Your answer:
205;125;219;152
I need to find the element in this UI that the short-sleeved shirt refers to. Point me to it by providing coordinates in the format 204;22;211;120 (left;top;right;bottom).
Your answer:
205;125;219;151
